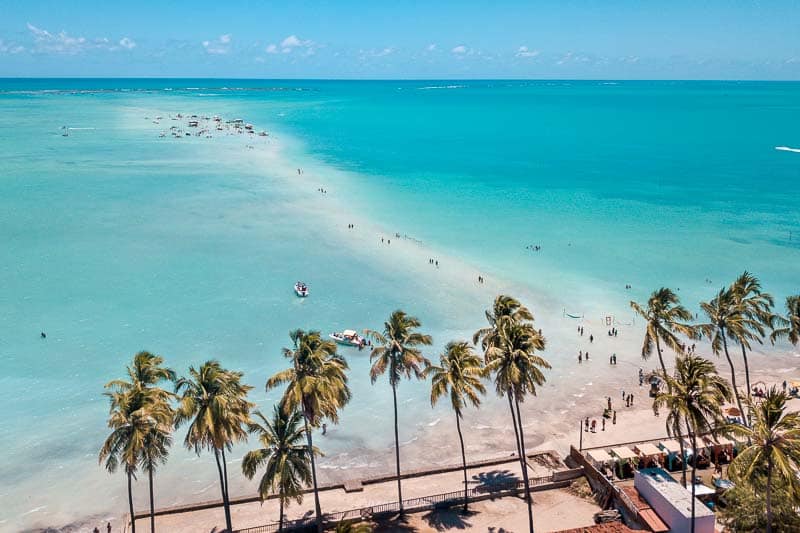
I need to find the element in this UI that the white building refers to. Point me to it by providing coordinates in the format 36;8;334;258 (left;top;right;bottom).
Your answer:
634;468;715;533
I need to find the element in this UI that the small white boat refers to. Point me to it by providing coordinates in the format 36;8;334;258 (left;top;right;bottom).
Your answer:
329;330;365;347
294;281;309;297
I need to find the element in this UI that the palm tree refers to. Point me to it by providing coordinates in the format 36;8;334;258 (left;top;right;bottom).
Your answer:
99;389;145;533
730;272;773;406
424;341;486;511
630;288;696;379
485;318;551;533
652;355;732;533
365;310;432;513
727;387;800;533
699;288;749;427
242;406;314;532
267;330;351;532
174;361;254;533
473;295;534;472
473;295;533;351
106;352;176;533
770;294;800;347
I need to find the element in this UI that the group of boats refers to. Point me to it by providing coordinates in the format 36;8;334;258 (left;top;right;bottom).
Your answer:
293;281;369;349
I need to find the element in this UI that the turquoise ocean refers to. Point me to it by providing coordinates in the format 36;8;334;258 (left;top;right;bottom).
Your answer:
1;79;800;531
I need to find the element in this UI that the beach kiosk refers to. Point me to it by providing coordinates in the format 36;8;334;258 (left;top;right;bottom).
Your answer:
659;439;686;472
702;435;734;464
587;449;614;478
611;446;638;478
634;443;666;469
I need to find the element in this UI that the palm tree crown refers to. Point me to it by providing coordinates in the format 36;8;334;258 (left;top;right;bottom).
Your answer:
630;288;695;375
366;310;433;386
426;341;486;417
243;406;315;531
473;295;533;351
485;320;550;399
771;295;800;347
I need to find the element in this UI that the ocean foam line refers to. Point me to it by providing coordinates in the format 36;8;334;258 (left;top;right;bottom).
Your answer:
775;146;800;153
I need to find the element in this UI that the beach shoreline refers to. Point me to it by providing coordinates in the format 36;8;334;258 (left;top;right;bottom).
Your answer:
39;106;799;533
4;88;799;532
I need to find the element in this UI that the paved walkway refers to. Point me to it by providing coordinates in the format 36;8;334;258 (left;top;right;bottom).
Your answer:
134;456;569;532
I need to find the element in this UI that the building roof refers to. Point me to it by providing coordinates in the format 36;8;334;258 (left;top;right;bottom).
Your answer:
659;439;683;454
620;487;670;533
634;443;664;457
611;447;637;460
587;449;613;464
554;524;636;533
636;468;715;520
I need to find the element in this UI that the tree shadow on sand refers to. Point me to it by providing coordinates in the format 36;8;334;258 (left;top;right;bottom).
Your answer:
372;513;418;532
420;508;473;531
472;469;520;494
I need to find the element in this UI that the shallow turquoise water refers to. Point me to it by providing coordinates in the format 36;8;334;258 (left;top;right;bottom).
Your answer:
1;79;799;531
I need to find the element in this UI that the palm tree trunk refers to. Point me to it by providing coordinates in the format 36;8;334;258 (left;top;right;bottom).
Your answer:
766;455;773;533
721;331;746;427
148;466;156;533
690;431;697;533
279;494;284;533
214;448;233;533
302;414;323;533
741;343;753;427
654;335;668;377
677;424;687;487
455;413;469;512
127;470;137;533
221;448;230;502
391;381;404;513
507;390;524;471
514;397;535;533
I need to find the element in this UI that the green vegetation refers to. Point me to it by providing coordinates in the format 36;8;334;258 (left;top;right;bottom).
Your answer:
365;310;432;513
425;340;486;511
98;274;800;533
242;406;315;532
267;329;351;532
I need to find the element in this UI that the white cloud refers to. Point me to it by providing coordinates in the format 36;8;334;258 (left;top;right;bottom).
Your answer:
427;43;437;51
265;43;278;54
516;46;540;58
451;45;467;54
119;37;136;50
26;22;133;54
203;34;232;55
0;39;25;54
278;34;315;55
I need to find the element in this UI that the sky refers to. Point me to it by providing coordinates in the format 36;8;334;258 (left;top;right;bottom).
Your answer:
1;0;799;79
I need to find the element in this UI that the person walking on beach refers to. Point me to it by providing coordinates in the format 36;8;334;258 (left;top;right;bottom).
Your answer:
589;334;593;343
585;417;589;432
585;351;589;360
602;418;606;431
612;410;617;425
630;394;634;406
607;397;612;410
590;419;596;433
578;351;582;363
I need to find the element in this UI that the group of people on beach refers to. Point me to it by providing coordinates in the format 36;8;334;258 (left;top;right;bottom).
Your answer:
428;258;439;267
525;244;542;251
92;523;111;533
607;328;619;337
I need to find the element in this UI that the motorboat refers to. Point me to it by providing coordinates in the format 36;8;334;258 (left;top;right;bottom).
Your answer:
294;281;309;297
329;329;366;348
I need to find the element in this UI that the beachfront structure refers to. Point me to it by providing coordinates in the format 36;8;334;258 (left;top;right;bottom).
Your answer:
634;468;715;533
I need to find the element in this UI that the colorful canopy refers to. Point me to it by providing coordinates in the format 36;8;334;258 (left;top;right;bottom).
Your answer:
611;446;637;460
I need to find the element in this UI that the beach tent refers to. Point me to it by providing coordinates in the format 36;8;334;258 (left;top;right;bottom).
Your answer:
611;447;638;477
634;443;665;467
587;449;613;468
702;435;734;463
611;447;637;461
659;439;687;470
